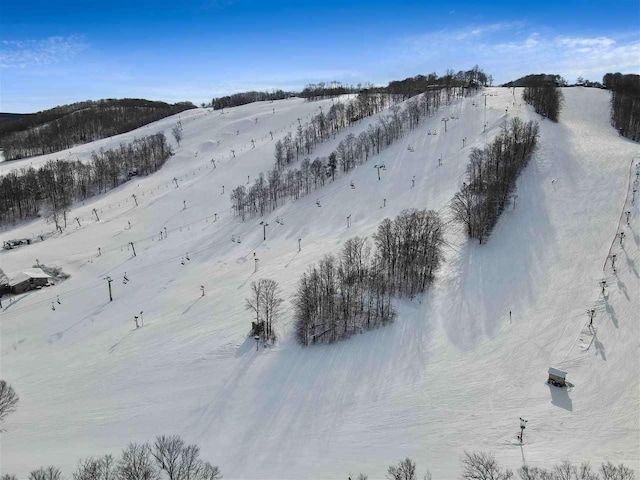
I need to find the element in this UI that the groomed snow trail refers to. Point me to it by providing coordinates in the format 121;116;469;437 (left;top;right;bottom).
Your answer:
1;88;638;478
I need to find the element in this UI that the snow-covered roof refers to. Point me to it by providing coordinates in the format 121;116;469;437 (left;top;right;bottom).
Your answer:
548;367;567;378
8;268;52;286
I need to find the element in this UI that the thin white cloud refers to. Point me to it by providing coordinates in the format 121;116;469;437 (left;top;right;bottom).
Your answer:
0;35;88;68
394;24;639;83
556;36;616;49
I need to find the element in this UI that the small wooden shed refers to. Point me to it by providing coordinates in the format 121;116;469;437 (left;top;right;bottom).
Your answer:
548;367;567;387
8;268;52;294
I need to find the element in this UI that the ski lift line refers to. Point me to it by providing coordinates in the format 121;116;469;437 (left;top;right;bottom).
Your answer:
602;157;637;272
2;241;224;319
51;205;228;262
4;93;470;315
4;175;446;319
555;185;635;367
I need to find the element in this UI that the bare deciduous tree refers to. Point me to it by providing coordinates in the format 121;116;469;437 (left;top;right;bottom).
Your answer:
117;443;157;480
387;458;417;480
171;124;183;147
600;462;635;480
74;455;116;480
461;451;513;480
246;279;282;343
0;380;19;422
152;436;184;480
151;435;221;480
199;463;222;480
29;467;62;480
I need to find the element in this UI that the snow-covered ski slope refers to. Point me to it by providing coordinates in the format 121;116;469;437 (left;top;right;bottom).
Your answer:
1;88;638;477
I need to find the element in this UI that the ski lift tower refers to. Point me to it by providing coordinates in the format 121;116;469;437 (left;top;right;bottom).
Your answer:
518;417;528;443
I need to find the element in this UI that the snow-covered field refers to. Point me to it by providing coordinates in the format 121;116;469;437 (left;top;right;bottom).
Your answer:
1;88;638;478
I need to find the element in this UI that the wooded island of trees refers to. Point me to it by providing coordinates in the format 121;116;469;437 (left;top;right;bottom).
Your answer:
516;74;564;121
0;133;171;226
294;208;445;345
211;90;293;110
451;118;539;243
603;72;640;142
0;99;194;161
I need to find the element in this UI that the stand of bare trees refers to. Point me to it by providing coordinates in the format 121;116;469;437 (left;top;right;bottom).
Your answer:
230;87;461;221
212;90;292;110
451;118;539;244
358;452;635;480
385;65;490;102
0;133;171;226
300;82;361;100
0;380;19;423
603;73;640;141
295;209;445;346
246;278;283;343
0;99;193;161
4;435;222;480
521;75;564;121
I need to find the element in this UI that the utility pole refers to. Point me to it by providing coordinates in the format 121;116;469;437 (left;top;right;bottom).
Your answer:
105;276;113;302
132;194;138;206
130;242;136;257
260;221;269;240
173;177;179;188
298;238;301;252
75;217;81;227
92;208;100;221
254;255;259;273
441;117;449;132
221;185;225;195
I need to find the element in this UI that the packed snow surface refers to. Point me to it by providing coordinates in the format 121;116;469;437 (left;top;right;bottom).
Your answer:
1;88;638;477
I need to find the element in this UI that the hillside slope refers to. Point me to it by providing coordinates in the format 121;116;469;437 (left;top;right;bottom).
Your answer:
0;99;195;161
0;88;638;478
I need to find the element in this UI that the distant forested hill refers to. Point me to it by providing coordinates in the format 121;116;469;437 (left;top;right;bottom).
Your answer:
0;98;196;161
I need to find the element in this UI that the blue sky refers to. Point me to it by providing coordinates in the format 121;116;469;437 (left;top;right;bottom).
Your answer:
1;0;639;112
